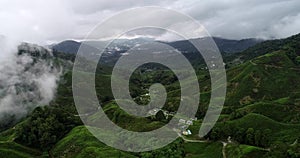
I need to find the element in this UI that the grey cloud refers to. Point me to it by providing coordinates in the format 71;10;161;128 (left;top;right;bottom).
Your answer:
65;0;175;14
0;0;300;44
179;0;300;39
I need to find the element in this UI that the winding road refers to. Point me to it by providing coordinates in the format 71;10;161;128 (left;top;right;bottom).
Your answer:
221;141;228;158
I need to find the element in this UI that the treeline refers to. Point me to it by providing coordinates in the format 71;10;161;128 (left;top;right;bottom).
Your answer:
207;123;272;147
14;71;83;150
139;139;185;158
15;106;81;150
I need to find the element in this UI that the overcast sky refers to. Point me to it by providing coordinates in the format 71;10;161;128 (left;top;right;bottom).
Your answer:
0;0;300;44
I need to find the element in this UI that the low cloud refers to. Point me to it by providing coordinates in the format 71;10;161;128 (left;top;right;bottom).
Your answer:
0;38;62;126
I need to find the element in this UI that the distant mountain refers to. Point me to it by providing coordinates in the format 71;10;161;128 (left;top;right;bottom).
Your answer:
51;40;82;54
233;33;300;62
51;37;263;56
167;37;263;54
213;37;264;53
112;37;155;46
51;38;154;54
50;37;263;68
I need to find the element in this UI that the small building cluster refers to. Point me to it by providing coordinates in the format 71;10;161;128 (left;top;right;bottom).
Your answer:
147;108;197;136
178;117;197;136
147;108;174;119
182;130;192;136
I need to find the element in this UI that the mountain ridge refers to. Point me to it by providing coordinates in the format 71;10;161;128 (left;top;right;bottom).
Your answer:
51;37;264;55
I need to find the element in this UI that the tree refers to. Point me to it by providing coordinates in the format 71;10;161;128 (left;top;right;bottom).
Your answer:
235;128;245;143
15;106;81;150
155;110;166;122
261;129;272;147
210;127;220;140
140;138;185;158
296;56;300;65
254;130;261;146
246;128;255;145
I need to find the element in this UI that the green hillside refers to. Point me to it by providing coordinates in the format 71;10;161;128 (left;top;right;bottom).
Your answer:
51;126;136;158
1;34;300;157
225;50;300;107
